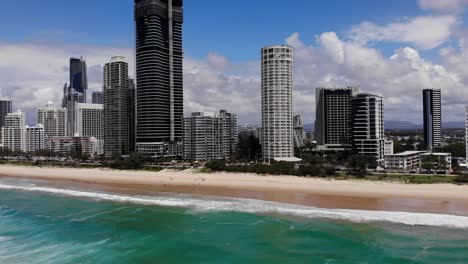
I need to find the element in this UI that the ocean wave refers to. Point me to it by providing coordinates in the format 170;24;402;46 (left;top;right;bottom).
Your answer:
1;183;468;229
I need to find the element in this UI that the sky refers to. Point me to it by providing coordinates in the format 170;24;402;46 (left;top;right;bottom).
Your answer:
0;0;467;125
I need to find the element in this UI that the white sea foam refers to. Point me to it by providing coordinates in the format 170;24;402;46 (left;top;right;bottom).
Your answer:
1;183;468;229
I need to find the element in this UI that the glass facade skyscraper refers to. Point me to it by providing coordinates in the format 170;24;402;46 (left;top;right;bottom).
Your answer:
70;57;88;103
423;89;442;151
134;0;184;157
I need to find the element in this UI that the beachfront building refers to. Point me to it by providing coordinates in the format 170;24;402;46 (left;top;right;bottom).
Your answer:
293;115;305;148
423;89;442;151
135;0;184;157
183;110;238;161
48;136;103;157
37;102;67;139
384;151;427;170
261;45;297;163
351;93;385;163
92;91;104;104
103;56;130;156
315;87;359;151
25;124;45;152
75;103;103;140
0;97;13;146
1;110;26;152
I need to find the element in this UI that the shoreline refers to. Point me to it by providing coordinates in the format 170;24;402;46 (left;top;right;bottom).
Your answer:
1;165;468;216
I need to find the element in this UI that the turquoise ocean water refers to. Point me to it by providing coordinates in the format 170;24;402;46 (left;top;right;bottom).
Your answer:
0;177;467;263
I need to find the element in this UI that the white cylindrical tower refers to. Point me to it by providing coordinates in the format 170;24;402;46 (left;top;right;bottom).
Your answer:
261;45;294;163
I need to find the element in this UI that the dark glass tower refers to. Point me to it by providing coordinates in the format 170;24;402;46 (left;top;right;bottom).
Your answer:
134;0;184;157
70;57;88;103
423;89;442;151
0;98;13;129
128;79;136;153
104;57;130;156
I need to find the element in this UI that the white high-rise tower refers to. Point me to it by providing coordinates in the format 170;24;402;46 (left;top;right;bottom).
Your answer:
261;45;296;163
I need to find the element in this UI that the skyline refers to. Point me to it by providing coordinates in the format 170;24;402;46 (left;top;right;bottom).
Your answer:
0;0;468;125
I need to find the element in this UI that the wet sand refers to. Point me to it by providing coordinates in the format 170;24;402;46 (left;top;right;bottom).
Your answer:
1;165;468;216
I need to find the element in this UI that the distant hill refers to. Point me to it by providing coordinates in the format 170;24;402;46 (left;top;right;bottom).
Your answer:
302;120;464;131
385;121;421;130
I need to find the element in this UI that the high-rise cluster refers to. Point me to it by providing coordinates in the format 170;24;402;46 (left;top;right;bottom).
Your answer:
315;87;385;163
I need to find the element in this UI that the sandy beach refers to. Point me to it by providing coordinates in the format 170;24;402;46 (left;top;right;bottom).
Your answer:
1;165;468;216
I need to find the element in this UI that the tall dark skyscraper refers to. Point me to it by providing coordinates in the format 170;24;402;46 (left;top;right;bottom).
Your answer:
134;0;184;157
423;89;442;151
0;98;13;129
0;98;13;145
63;57;88;136
104;57;130;156
128;79;136;153
70;57;88;103
315;87;359;149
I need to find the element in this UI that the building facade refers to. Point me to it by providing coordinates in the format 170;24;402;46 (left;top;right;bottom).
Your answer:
293;115;305;148
26;124;45;152
92;92;104;104
466;106;468;161
128;79;136;153
261;45;295;163
134;0;184;157
384;151;427;170
183;111;238;161
75;103;103;140
315;87;359;150
384;140;394;156
423;89;442;151
351;94;385;163
1;110;26;152
37;102;67;139
0;97;13;146
103;56;130;156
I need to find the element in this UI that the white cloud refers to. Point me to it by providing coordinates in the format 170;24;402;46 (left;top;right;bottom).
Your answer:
419;0;468;13
349;16;458;50
0;42;133;124
1;22;467;127
287;32;468;123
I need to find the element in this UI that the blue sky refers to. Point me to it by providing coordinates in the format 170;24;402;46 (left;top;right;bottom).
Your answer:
0;0;467;124
0;0;428;60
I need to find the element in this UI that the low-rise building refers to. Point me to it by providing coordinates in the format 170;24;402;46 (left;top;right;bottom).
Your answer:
48;136;103;157
384;151;427;170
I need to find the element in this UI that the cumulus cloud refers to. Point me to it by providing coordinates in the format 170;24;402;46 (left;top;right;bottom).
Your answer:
2;10;468;127
419;0;468;13
0;42;133;124
349;16;458;50
287;32;468;123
